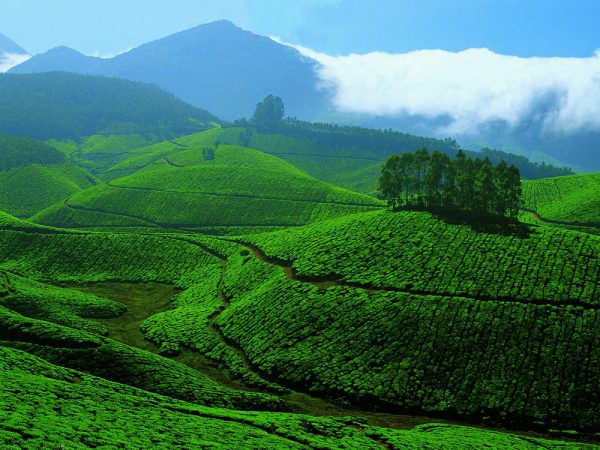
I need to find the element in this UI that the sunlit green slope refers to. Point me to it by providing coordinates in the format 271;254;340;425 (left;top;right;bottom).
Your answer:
2;346;589;449
33;143;382;233
169;210;600;432
0;214;594;447
522;172;600;234
0;163;96;217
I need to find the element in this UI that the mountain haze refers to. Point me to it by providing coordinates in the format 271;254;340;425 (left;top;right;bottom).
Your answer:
0;72;218;139
11;20;329;121
0;32;29;73
0;32;27;55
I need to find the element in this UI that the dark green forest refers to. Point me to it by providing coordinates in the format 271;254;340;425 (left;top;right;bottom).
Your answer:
378;149;522;221
0;72;218;139
0;134;65;169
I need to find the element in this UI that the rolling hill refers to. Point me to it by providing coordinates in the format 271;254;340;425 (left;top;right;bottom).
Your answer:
161;124;572;195
33;139;383;233
10;20;329;121
0;212;595;446
0;134;98;217
174;210;600;432
0;72;218;140
3;346;588;449
522;172;600;234
0;163;97;218
0;134;64;169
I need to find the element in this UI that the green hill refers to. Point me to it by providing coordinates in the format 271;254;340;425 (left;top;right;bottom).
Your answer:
0;134;98;217
0;134;65;170
220;121;573;194
0;163;97;217
161;210;600;432
0;213;595;445
2;346;588;449
33;141;383;233
47;133;167;173
522;172;600;234
0;72;219;140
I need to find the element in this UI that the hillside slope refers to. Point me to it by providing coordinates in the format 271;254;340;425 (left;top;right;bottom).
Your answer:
183;125;572;195
0;134;98;217
33;141;382;233
0;213;596;444
523;172;600;234
10;21;329;121
0;134;64;169
2;346;588;449
0;72;218;140
161;210;600;431
0;163;97;217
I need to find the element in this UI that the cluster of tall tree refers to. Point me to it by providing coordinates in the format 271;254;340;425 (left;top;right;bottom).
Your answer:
378;149;522;222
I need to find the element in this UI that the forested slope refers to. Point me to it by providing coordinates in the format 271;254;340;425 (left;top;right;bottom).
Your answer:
0;72;218;140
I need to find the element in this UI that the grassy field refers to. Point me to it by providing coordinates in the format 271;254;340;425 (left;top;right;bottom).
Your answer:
523;172;600;234
33;143;382;233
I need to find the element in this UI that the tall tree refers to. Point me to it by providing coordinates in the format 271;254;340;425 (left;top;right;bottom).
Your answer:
379;149;521;223
474;159;496;215
413;148;430;204
252;95;285;132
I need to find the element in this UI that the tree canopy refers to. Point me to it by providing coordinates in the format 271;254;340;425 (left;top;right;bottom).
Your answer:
378;149;522;222
252;95;285;131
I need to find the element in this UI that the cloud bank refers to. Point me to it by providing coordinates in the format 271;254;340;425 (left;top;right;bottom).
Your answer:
275;38;600;136
0;52;30;73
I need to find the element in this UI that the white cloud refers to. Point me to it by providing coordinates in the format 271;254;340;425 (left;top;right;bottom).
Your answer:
273;37;600;136
0;52;31;73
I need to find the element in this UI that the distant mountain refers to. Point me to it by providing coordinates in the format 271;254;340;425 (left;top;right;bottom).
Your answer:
0;32;29;73
11;45;101;73
0;32;27;54
0;72;219;139
9;22;597;169
11;20;330;121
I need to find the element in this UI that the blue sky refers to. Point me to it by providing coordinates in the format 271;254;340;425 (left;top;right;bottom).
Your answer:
1;0;599;57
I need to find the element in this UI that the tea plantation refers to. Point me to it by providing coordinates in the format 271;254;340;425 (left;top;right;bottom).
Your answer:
33;144;382;233
1;119;599;447
0;163;96;217
3;346;591;449
523;172;600;234
1;198;598;447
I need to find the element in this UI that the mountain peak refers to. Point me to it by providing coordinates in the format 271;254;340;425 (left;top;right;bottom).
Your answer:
0;32;27;55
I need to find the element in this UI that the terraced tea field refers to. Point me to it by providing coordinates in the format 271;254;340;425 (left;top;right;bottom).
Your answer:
33;144;382;233
1;211;597;447
523;172;600;235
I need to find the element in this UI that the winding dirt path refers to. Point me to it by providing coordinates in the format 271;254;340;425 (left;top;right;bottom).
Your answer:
231;239;600;310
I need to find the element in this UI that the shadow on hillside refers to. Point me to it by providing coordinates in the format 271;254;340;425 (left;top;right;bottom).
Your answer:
435;213;535;238
396;206;536;238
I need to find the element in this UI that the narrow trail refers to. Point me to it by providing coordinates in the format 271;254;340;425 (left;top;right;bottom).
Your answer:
232;239;600;311
157;234;446;428
523;208;600;229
